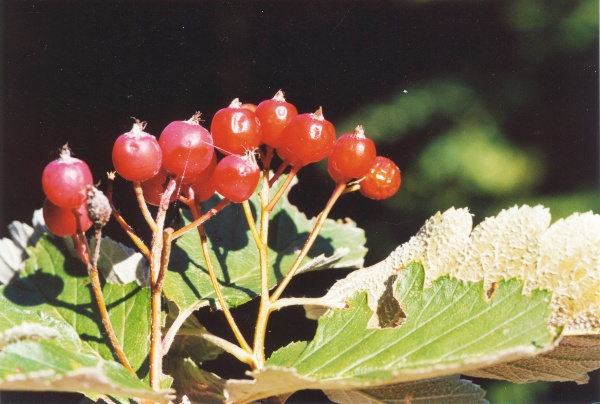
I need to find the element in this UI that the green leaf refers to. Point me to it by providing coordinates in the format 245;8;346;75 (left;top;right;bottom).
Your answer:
465;335;600;384
324;375;487;404
163;177;367;313
2;235;151;373
164;357;225;404
225;262;556;403
0;340;172;403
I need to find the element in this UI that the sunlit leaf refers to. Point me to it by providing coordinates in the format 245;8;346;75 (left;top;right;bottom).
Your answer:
226;262;555;403
163;176;367;314
2;235;151;373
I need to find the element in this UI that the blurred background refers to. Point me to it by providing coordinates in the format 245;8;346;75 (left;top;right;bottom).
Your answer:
1;1;598;403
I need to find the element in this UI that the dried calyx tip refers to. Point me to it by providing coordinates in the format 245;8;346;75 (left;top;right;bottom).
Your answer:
188;111;203;124
229;98;242;108
107;171;116;181
59;143;73;159
353;125;365;138
273;90;286;101
130;117;148;131
312;106;324;120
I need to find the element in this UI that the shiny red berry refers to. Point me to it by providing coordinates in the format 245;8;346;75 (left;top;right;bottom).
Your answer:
159;113;214;180
211;99;262;155
140;168;181;206
212;153;260;203
279;107;336;166
359;156;401;200
42;145;94;208
255;90;298;148
327;125;376;183
43;198;93;237
112;120;162;182
182;152;217;185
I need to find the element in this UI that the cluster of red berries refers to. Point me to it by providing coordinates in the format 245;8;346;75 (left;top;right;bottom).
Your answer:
41;91;401;237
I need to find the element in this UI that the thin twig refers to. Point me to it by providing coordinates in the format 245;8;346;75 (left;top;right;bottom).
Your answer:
171;199;230;240
71;211;136;375
195;331;257;368
270;182;347;302
268;161;289;187
106;173;150;259
242;200;261;248
190;198;252;354
252;170;273;367
270;297;347;312
149;177;177;391
265;165;300;212
134;181;158;232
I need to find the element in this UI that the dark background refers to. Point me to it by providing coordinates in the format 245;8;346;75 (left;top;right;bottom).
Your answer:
1;1;598;403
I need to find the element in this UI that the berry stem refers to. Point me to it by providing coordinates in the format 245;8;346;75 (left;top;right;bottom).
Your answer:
269;297;347;312
263;146;274;171
149;177;177;391
242;200;261;248
106;173;150;259
195;330;257;368
71;215;136;376
188;194;252;355
253;165;273;367
171;199;230;240
134;181;158;232
265;165;300;212
268;160;289;187
270;182;347;302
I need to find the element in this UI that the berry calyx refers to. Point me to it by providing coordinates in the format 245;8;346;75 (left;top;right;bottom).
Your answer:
212;153;260;203
43;198;93;237
211;98;263;155
159;113;215;180
255;90;298;148
327;125;377;183
112;120;162;182
42;145;94;208
279;107;336;166
359;156;401;200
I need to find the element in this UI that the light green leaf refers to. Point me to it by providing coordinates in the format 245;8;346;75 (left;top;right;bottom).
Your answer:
163;176;367;313
324;375;487;404
2;235;151;373
225;262;556;403
0;339;172;403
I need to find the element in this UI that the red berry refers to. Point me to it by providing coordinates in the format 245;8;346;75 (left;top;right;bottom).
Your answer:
112;120;162;182
159;113;214;180
212;153;260;203
141;168;181;206
255;90;298;148
43;198;93;237
182;152;217;185
190;178;217;202
42;145;94;208
359;156;401;200
240;103;257;112
327;125;376;183
279;107;336;165
211;98;263;155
